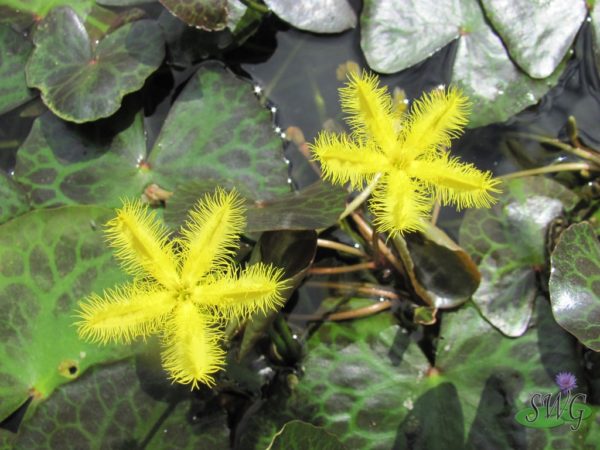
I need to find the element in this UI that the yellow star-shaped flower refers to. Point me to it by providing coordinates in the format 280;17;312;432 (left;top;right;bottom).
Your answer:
76;188;288;388
311;71;501;234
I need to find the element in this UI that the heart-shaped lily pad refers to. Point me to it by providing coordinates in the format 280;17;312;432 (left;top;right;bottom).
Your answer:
0;206;135;423
26;7;165;123
263;0;357;33
0;171;29;225
459;176;578;337
549;222;600;351
360;0;565;126
15;62;290;209
0;24;34;115
14;358;230;449
159;0;227;31
479;0;586;78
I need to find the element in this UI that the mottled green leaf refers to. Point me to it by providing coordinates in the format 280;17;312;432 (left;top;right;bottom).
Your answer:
549;222;600;351
394;222;480;309
25;7;164;123
479;0;586;78
15;358;230;449
0;206;135;423
263;0;356;33
98;0;155;5
267;420;347;450
148;62;290;198
165;180;345;233
459;177;578;337
0;172;29;225
360;0;565;127
0;0;94;19
0;24;34;115
159;0;227;31
14;111;150;208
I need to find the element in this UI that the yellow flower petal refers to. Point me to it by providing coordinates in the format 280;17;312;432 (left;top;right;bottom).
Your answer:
105;200;179;289
161;302;225;389
340;70;397;150
194;263;288;319
311;131;388;189
76;284;175;344
409;153;501;209
397;86;470;160
370;173;432;235
180;188;246;285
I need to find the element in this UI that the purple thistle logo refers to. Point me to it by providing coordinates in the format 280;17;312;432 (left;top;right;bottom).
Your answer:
555;372;577;394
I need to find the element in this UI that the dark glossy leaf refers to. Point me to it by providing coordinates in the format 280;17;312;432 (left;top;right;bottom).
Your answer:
360;0;564;127
0;172;29;225
0;206;135;423
479;0;586;78
159;0;227;31
549;222;600;351
14;111;150;208
459;176;578;337
15;358;230;449
267;420;347;450
25;7;164;123
394;222;480;309
165;180;346;233
148;62;290;199
0;24;34;115
263;0;356;33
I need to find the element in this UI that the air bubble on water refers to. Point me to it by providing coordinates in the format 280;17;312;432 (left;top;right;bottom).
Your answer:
283;157;290;165
270;106;277;113
280;132;286;139
287;177;292;184
403;399;414;410
253;85;262;94
354;243;360;248
526;92;535;101
378;297;385;302
274;126;281;133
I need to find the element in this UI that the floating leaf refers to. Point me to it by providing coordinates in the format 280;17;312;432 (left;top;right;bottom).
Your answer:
549;222;600;351
267;420;347;450
0;172;29;225
25;7;164;123
0;0;94;20
165;180;346;233
14;358;230;449
159;0;227;31
98;0;155;5
459;176;578;337
263;0;356;33
0;206;135;423
394;222;480;309
479;0;586;78
360;0;565;126
0;24;34;115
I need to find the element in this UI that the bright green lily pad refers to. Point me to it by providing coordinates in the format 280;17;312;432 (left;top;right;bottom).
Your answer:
479;0;586;78
267;420;347;450
25;7;164;123
159;0;227;31
263;0;356;33
360;0;565;127
165;180;345;233
549;222;600;351
148;62;290;199
0;172;29;225
459;176;578;337
14;358;230;449
0;206;135;423
14;111;151;208
0;24;34;115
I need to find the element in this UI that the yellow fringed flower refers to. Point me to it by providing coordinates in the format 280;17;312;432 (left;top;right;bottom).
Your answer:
311;71;501;234
76;188;288;389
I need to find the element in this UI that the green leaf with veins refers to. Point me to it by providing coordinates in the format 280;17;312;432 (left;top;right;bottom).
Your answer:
14;358;230;449
479;0;586;79
159;0;228;31
0;206;135;423
15;62;290;209
360;0;565;127
459;176;578;337
267;420;347;450
165;180;346;233
25;7;164;123
0;171;30;225
263;0;357;33
0;0;94;19
549;222;600;351
0;24;34;115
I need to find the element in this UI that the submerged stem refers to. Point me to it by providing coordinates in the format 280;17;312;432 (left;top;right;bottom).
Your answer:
316;239;367;258
339;173;382;220
500;162;595;180
308;261;376;275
